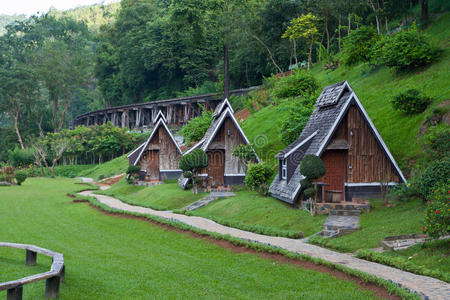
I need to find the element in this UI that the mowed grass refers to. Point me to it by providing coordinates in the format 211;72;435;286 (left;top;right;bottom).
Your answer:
79;155;128;180
0;247;51;282
188;190;327;237
309;199;426;252
98;178;207;210
0;178;380;299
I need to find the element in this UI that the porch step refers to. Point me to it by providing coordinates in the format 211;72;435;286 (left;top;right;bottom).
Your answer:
321;229;339;238
330;209;361;216
183;192;235;211
322;215;360;238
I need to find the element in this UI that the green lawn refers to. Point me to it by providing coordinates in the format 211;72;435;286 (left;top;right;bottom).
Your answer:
187;189;327;237
79;155;128;180
0;178;380;299
98;178;207;210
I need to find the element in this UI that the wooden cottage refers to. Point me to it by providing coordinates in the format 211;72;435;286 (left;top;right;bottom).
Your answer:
178;99;259;189
269;81;407;204
127;111;183;181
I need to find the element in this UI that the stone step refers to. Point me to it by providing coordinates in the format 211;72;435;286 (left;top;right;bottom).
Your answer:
321;229;339;238
330;209;361;216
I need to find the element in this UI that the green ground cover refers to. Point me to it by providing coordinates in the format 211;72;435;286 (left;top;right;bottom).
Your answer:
98;178;207;210
242;13;450;170
0;178;382;299
78;155;128;180
0;247;51;283
187;189;326;238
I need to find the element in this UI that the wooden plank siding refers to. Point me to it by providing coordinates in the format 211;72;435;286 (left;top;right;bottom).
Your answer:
318;104;399;198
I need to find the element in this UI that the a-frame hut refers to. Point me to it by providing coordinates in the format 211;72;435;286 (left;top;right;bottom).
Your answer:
179;99;259;190
128;111;182;181
269;81;406;204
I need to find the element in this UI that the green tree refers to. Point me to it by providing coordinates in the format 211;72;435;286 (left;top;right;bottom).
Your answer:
179;149;208;194
300;154;326;215
282;13;321;69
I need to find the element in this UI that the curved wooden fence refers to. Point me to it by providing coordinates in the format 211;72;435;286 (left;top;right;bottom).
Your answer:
0;243;65;300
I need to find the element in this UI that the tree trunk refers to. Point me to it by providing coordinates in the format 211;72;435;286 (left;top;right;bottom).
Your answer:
368;0;381;34
385;18;389;33
421;0;429;22
223;44;230;99
325;12;330;54
293;39;298;65
348;13;351;35
37;115;45;139
338;15;342;52
308;42;313;70
14;111;24;150
250;34;283;73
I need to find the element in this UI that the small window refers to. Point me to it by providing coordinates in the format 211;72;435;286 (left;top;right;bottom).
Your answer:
281;159;287;180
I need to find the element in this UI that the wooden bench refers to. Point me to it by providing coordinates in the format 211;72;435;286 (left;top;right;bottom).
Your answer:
0;242;65;300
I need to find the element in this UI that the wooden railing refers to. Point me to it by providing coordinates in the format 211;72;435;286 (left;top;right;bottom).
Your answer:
0;243;65;300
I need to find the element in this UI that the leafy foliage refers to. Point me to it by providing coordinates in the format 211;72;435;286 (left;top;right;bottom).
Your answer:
179;149;208;174
280;98;315;145
391;88;432;114
179;109;213;144
14;170;27;185
418;157;450;200
245;163;274;195
232;144;257;171
374;25;439;72
8;147;34;168
271;70;319;99
422;183;450;239
300;154;326;180
341;26;379;66
421;125;450;162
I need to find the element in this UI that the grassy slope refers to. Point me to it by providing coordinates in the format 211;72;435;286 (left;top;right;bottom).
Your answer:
99;178;207;210
242;13;450;170
79;155;128;180
0;178;378;299
189;190;326;237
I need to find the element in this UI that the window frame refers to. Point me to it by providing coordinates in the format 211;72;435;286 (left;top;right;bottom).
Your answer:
281;159;287;180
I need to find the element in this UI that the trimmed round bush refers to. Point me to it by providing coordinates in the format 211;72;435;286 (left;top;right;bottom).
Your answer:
183;171;192;179
303;187;315;199
391;89;432;114
300;178;313;189
179;149;208;173
419;157;450;200
423;183;449;239
15;170;27;186
300;154;326;180
127;165;141;175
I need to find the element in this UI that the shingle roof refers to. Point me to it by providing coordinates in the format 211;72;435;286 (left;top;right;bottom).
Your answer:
270;81;407;204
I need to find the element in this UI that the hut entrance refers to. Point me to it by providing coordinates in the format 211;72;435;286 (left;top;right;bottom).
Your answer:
146;150;159;180
321;150;347;202
207;150;224;186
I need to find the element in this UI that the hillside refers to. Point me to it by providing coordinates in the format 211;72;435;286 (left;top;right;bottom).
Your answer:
0;14;26;35
242;12;450;172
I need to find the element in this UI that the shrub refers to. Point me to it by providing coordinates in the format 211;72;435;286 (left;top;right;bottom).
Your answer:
1;166;15;184
300;178;313;189
179;108;213;144
341;26;379;66
422;125;450;162
280;98;314;145
422;183;449;239
179;149;208;193
272;69;319;99
418;157;450;200
8;147;34;168
375;25;438;72
245;163;274;195
303;187;315;199
300;155;326;180
127;165;141;175
391;89;432;114
388;183;421;202
232;144;257;172
14;170;27;185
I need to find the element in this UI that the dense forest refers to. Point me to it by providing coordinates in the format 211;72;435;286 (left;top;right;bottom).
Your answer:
0;0;448;164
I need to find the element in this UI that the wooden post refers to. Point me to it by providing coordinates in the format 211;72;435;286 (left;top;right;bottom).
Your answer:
25;250;37;266
7;286;23;300
45;276;60;299
60;265;66;283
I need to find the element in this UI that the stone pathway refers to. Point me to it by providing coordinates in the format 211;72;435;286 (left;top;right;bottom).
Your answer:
183;192;235;211
78;188;450;300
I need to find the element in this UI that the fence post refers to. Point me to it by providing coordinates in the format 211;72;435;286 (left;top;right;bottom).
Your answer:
7;286;23;300
25;250;37;266
45;276;60;299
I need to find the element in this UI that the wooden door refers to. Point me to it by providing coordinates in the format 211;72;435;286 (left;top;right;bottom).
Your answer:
146;150;159;180
321;150;347;202
207;150;224;186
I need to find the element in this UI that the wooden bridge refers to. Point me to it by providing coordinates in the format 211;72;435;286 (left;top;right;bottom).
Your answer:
72;87;255;129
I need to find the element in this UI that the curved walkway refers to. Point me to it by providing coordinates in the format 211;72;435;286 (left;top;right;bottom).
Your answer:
79;189;450;300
